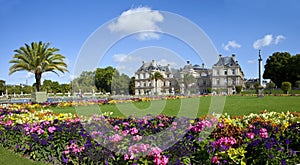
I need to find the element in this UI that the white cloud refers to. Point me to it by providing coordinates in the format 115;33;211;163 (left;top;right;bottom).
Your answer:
222;40;241;51
108;7;164;40
275;35;285;44
253;34;285;49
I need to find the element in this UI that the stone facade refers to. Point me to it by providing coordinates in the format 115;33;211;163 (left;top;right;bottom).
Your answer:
134;54;245;95
211;54;245;94
134;60;173;95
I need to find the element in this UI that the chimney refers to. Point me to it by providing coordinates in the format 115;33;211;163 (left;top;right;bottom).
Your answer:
152;60;156;66
202;63;205;69
219;54;222;59
232;54;236;61
187;60;190;64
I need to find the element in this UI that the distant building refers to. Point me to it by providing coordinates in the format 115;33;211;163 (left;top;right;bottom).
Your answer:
211;54;245;94
134;60;173;95
245;78;268;89
173;61;212;94
134;54;245;95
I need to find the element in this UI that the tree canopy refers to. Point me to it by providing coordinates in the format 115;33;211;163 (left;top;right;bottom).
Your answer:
263;52;300;87
9;41;68;91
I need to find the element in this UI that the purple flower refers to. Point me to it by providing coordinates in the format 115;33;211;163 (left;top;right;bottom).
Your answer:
280;159;287;165
62;155;69;164
285;139;290;145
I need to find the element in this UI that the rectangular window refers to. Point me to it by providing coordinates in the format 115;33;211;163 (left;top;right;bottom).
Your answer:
217;79;220;85
224;70;227;75
232;69;235;75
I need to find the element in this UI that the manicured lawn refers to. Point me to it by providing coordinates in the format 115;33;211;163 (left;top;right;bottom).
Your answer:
48;96;300;117
0;146;46;165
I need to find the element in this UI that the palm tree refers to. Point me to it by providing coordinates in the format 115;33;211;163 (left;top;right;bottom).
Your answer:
150;71;164;95
9;41;68;92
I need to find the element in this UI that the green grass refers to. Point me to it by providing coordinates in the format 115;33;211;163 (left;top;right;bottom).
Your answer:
47;96;300;117
0;146;46;165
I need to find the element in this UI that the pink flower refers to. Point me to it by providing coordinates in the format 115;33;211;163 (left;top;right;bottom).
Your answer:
122;130;129;136
123;122;129;126
5;120;12;126
63;150;70;155
246;132;255;139
158;123;164;127
43;121;50;125
37;128;44;135
149;147;162;157
154;156;162;165
133;135;142;141
161;155;168;165
114;125;119;131
130;127;138;135
259;128;268;138
212;156;219;164
109;134;123;142
48;126;56;133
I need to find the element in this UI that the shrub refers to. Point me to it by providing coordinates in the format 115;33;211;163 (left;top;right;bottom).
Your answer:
281;81;292;94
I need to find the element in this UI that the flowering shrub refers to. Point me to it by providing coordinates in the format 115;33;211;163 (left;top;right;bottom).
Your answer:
0;106;299;164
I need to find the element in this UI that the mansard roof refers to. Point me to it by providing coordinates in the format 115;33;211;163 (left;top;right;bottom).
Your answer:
136;61;171;73
214;56;239;67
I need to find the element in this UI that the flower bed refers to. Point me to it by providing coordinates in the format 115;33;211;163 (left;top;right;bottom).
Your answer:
0;105;299;164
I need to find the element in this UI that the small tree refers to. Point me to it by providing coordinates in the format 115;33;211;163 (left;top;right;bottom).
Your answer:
281;81;292;94
235;86;242;94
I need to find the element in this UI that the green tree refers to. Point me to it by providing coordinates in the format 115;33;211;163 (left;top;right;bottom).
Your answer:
150;71;164;95
235;86;242;94
60;83;71;94
0;80;5;95
263;52;291;87
263;52;300;87
281;81;292;94
111;71;130;95
9;41;68;91
266;82;276;90
23;85;33;94
72;71;96;93
129;77;135;95
42;80;53;93
286;54;300;85
95;66;116;93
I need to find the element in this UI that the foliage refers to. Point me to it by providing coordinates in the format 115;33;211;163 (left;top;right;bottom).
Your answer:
150;72;164;94
281;81;292;94
111;70;130;95
95;66;116;93
9;41;68;91
0;106;299;164
0;80;5;94
235;86;242;94
72;71;96;93
42;80;70;94
129;77;135;95
263;52;300;87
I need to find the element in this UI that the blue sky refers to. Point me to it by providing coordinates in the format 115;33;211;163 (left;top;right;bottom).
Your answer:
1;0;299;85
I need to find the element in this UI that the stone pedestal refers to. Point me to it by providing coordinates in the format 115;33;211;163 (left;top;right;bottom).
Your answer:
31;91;47;103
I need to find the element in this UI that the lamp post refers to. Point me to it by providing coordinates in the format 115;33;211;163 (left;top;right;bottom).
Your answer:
258;50;264;97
